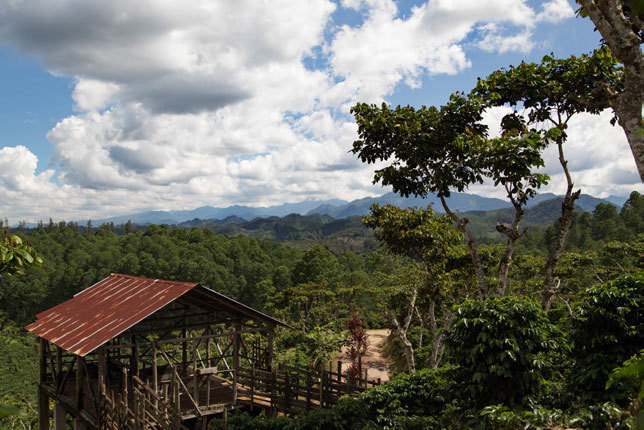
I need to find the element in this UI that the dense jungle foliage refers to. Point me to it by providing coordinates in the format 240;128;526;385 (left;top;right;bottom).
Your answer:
0;191;642;429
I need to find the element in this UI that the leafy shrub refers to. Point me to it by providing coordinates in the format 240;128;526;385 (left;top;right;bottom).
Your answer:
209;369;456;430
354;367;454;427
445;296;564;407
570;272;644;402
209;411;291;430
480;402;633;430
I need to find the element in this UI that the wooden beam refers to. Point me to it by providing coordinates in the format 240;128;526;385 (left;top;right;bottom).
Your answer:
131;335;139;379
104;327;266;350
152;341;158;405
98;348;106;396
267;328;274;372
73;417;87;430
140;310;210;324
75;357;84;411
193;339;199;408
182;313;188;374
55;347;62;388
54;401;66;430
39;338;47;384
38;388;49;430
40;384;78;416
57;356;76;395
233;322;240;405
125;318;234;336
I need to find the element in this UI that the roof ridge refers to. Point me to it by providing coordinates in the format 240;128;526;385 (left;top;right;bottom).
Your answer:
110;273;199;286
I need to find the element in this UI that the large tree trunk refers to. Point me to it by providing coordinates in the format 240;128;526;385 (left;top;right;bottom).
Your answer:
426;299;454;370
440;196;489;298
388;282;418;373
389;313;416;373
415;308;424;350
578;0;644;181
542;136;581;310
616;65;644;181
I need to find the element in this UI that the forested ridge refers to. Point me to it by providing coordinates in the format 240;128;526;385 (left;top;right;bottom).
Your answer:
3;34;644;428
0;191;642;428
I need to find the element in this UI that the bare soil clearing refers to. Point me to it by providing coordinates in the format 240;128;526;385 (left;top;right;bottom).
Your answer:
339;329;391;382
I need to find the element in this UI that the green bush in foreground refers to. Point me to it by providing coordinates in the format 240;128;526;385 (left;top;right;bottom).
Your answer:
210;369;456;430
445;296;564;408
570;272;644;403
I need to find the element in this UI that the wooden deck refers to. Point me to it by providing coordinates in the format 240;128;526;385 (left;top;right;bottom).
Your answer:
97;360;381;429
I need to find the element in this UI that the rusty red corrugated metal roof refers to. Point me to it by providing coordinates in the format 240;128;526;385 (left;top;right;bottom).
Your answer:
25;274;198;356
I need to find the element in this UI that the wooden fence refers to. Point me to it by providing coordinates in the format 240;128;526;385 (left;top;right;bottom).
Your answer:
98;358;382;427
237;361;381;416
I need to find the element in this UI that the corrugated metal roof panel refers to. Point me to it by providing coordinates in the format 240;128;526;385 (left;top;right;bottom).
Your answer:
25;274;197;356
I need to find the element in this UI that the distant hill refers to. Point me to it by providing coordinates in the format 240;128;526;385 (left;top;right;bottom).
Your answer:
177;213;376;252
94;198;349;225
306;192;510;218
305;192;619;219
171;196;616;251
525;193;612;212
92;191;623;226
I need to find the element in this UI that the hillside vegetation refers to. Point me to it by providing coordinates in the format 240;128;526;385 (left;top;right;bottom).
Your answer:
0;192;642;428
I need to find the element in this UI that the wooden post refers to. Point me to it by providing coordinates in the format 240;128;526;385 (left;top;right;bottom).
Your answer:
337;360;342;398
98;348;106;395
174;379;180;411
56;346;63;389
306;371;311;410
192;339;199;408
206;337;211;367
133;391;140;429
152;342;158;409
323;370;329;407
182;313;188;373
270;368;276;416
284;371;291;413
38;388;49;430
206;331;211;407
72;418;87;430
266;328;274;371
319;371;324;408
39;338;47;384
222;408;228;430
76;356;84;411
233;322;241;405
122;368;128;411
131;336;139;378
54;401;66;430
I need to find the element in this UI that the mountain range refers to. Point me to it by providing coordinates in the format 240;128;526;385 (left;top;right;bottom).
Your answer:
94;191;628;226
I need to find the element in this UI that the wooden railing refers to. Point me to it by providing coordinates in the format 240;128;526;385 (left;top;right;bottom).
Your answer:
236;361;382;416
98;331;384;427
99;372;187;430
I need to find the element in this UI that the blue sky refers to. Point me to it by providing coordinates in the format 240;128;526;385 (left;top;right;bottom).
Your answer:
0;0;640;221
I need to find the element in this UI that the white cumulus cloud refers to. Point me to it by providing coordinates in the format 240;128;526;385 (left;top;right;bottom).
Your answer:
0;0;636;222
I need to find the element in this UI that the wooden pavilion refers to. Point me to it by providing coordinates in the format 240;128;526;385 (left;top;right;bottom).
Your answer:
25;274;380;430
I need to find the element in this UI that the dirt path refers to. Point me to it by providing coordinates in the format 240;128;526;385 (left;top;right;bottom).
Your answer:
339;329;391;382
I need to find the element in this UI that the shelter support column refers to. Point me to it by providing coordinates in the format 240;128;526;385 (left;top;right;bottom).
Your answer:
98;348;106;395
38;338;49;430
233;322;241;405
267;327;274;372
76;356;84;410
54;402;66;430
38;388;49;430
72;418;87;430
